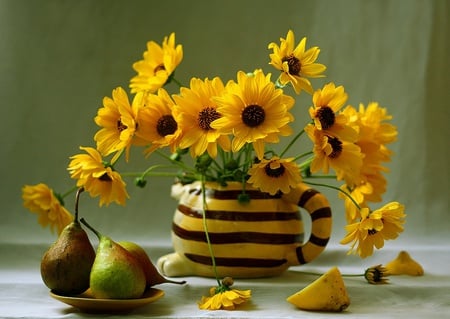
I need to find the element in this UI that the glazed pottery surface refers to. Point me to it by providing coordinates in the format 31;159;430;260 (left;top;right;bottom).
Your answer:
157;181;332;278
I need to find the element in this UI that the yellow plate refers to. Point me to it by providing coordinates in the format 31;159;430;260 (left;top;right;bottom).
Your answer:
49;288;164;313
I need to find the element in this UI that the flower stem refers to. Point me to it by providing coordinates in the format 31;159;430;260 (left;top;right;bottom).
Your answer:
297;270;363;277
169;76;184;88
200;176;221;287
280;129;305;157
60;186;78;200
303;180;361;210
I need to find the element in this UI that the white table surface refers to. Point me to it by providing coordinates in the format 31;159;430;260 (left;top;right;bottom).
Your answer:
1;242;449;319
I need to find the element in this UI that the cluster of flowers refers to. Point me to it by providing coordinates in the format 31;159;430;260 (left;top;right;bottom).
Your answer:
23;30;405;263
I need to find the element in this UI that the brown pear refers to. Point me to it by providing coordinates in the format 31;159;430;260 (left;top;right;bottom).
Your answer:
40;188;95;295
118;241;186;287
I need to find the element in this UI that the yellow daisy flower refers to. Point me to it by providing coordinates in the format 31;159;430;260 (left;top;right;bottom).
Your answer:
172;77;230;158
198;277;251;310
305;124;363;185
247;157;302;195
340;202;406;258
309;82;358;142
130;32;183;93
357;102;398;146
94;87;144;163
211;70;295;159
22;183;73;234
135;88;181;156
339;184;368;222
339;103;396;208
68;147;129;206
268;29;326;94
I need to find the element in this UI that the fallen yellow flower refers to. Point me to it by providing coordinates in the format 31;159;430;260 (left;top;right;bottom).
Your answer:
198;287;252;310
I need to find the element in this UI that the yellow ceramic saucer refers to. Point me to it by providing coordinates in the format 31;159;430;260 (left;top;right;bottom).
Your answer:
49;287;164;313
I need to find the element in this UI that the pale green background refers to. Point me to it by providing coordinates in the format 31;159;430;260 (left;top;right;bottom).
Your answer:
1;0;448;252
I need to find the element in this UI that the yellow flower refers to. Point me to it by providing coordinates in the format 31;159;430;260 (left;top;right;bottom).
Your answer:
94;87;144;163
339;184;368;222
172;77;230;158
338;103;397;210
305;124;363;184
309;82;358;142
22;183;73;234
340;202;406;258
268;29;326;94
198;286;251;310
68;147;129;206
130;32;183;94
248;157;302;195
135;88;181;156
212;70;295;159
357;102;398;146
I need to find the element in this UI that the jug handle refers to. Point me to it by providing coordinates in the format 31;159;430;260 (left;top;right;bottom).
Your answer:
282;183;332;265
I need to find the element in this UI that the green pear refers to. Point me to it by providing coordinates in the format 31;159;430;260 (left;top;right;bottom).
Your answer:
40;188;95;295
118;241;186;287
80;218;146;299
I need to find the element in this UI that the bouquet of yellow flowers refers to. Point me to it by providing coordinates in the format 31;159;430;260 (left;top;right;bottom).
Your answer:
23;30;405;262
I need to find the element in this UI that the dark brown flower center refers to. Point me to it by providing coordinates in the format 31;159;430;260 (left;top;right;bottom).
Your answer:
368;229;378;235
99;173;112;182
198;107;221;131
316;106;335;129
117;119;127;132
264;162;285;178
154;64;165;73
156;115;178;137
327;136;343;158
282;54;301;76
242;104;265;127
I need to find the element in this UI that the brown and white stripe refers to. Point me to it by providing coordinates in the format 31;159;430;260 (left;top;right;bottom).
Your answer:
160;181;332;278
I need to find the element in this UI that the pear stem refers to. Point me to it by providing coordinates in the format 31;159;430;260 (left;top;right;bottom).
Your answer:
80;217;101;240
74;187;84;223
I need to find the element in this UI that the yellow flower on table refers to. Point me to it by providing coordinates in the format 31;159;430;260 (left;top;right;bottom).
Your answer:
212;70;295;160
130;32;183;94
198;286;252;310
268;29;326;94
248;157;302;195
68;146;129;206
22;183;73;234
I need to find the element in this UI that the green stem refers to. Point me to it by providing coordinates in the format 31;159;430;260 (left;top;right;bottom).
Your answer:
60;186;78;200
303;180;361;211
156;150;197;173
307;174;338;179
297;270;363;277
280;129;305;157
121;164;180;178
170;76;184;88
294;151;313;162
200;176;221;287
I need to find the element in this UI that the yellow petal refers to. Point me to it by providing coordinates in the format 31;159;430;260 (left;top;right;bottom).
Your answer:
385;251;424;276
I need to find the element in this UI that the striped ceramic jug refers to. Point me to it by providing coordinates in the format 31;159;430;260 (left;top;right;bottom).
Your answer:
157;181;332;278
